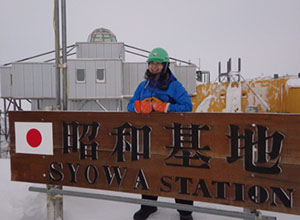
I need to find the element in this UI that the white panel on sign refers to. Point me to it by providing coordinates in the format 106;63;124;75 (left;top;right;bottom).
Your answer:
15;122;53;155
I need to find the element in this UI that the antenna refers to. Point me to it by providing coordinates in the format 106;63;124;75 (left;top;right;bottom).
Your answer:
218;58;242;82
227;58;232;73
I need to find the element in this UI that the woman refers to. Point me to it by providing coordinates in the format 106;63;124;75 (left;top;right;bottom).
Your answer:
128;48;193;220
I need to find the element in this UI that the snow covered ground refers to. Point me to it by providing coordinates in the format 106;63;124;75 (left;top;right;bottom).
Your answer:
0;158;299;220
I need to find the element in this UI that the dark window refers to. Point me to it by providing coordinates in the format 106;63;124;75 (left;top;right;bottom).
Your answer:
96;69;105;82
76;69;85;82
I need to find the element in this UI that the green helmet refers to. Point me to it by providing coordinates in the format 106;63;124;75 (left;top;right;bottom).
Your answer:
147;48;169;63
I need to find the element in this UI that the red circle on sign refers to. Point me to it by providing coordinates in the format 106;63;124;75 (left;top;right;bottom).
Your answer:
26;128;42;148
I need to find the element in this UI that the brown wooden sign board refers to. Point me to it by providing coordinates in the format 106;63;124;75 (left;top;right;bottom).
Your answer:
9;111;300;215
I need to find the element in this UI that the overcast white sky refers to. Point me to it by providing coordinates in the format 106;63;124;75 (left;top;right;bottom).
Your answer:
0;0;300;80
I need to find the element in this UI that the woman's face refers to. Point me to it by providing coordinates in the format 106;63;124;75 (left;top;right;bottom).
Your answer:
148;62;163;74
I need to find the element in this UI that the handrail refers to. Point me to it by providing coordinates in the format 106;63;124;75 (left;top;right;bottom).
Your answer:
29;186;276;220
2;44;76;66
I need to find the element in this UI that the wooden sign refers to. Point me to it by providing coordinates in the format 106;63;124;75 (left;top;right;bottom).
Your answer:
9;111;300;215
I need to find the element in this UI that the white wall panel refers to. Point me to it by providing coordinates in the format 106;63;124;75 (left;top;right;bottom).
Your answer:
81;44;89;58
68;61;75;99
104;44;112;59
96;44;104;58
0;67;12;97
11;63;55;99
41;64;55;98
33;64;43;97
123;63;147;96
50;64;56;98
137;63;146;81
88;44;97;58
95;60;106;98
187;66;196;95
76;42;125;60
68;59;122;99
23;64;34;98
122;64;130;95
112;44;124;60
76;45;82;59
86;61;96;98
115;61;123;97
102;60;122;98
175;65;196;95
12;64;24;98
129;64;138;95
75;61;86;99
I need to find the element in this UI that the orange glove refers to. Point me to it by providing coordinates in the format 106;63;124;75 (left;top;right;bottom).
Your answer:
134;100;152;114
152;102;169;112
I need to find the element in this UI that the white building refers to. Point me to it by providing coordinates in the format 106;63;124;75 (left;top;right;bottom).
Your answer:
0;28;196;112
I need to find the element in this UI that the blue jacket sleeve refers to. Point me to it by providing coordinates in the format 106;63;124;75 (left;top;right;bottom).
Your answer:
127;81;146;112
167;81;192;112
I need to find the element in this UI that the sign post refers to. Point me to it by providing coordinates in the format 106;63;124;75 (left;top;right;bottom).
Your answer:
9;111;300;216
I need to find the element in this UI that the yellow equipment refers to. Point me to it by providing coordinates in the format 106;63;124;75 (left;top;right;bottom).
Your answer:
192;59;300;113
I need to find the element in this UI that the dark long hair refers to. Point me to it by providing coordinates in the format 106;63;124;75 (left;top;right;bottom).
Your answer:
144;63;172;90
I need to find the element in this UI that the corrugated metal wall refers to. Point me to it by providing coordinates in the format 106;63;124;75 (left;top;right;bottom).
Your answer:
76;42;125;60
0;66;12;98
123;62;147;96
174;65;197;95
1;62;196;100
31;99;122;112
68;59;123;99
10;63;56;99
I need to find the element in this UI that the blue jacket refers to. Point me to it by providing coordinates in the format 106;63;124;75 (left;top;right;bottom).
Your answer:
127;73;192;113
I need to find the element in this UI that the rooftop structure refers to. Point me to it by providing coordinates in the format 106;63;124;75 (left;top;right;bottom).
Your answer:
87;28;117;43
1;28;196;111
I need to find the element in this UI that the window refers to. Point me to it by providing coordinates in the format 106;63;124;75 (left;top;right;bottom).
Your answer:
103;34;112;42
96;69;105;83
76;69;85;83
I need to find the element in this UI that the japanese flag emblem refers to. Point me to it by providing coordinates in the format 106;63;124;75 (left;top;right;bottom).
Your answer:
15;122;53;155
